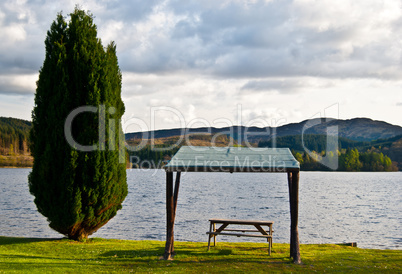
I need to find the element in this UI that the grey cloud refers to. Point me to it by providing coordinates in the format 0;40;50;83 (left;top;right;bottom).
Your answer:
2;0;402;100
0;2;48;74
397;102;402;106
94;0;163;22
241;79;303;94
0;51;44;75
0;0;162;74
0;82;34;96
170;0;292;46
120;0;402;80
121;0;298;74
25;0;162;24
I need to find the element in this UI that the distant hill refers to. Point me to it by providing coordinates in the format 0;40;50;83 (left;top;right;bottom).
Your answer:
125;118;402;143
298;118;402;141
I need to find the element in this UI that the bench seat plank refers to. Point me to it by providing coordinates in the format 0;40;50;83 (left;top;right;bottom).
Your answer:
223;229;263;232
209;219;274;226
207;232;272;238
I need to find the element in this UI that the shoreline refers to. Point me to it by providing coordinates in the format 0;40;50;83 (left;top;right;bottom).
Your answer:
0;166;32;168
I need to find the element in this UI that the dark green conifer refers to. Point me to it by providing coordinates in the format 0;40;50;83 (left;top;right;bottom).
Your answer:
29;8;127;241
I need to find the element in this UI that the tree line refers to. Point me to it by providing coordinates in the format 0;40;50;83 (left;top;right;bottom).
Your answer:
128;145;397;171
129;144;180;168
259;134;398;171
292;148;396;171
0;117;31;155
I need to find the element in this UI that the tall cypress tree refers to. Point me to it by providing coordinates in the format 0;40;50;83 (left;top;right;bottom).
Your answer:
29;8;127;241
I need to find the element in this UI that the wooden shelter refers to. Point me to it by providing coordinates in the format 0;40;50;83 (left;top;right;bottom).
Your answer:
163;146;301;264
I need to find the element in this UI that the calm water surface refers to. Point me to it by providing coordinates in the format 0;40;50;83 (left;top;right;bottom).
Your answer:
0;168;400;249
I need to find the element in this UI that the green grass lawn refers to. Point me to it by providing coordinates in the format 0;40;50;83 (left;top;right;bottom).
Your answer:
0;236;400;273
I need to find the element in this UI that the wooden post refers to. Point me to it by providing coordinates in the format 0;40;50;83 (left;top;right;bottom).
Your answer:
287;172;294;258
164;171;174;260
164;171;181;260
288;171;301;264
173;172;181;218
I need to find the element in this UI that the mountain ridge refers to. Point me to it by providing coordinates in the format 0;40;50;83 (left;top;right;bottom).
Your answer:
125;117;402;142
1;116;401;144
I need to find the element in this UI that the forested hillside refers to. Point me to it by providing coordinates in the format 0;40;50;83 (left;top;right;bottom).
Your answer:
0;117;31;155
0;117;32;167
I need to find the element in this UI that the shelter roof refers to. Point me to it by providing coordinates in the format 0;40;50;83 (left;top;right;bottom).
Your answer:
164;146;300;172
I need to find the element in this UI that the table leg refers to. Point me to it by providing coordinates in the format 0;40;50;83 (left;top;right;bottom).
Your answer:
269;224;272;255
268;238;271;255
213;222;216;246
207;222;213;251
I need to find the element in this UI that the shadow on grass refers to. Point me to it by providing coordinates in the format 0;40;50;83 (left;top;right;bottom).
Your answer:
100;247;233;258
0;255;122;272
0;236;62;246
99;245;293;265
1;253;63;260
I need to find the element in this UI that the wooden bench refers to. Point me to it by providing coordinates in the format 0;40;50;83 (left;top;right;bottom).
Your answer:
206;219;274;255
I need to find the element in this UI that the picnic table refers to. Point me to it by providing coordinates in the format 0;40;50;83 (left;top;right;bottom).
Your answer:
206;219;274;255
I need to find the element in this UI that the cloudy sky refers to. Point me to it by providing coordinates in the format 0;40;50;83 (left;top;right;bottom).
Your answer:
1;0;402;132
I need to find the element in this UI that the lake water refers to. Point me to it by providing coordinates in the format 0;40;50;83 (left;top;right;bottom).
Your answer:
0;168;400;250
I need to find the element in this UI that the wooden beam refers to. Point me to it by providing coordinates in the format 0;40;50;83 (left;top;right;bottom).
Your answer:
288;171;301;264
164;171;181;260
173;172;181;217
287;172;294;258
164;166;300;173
164;171;174;260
